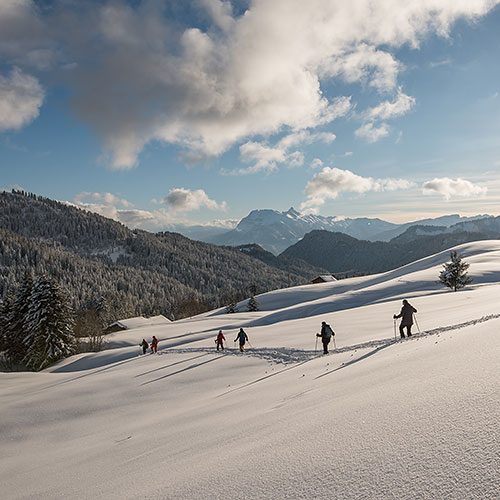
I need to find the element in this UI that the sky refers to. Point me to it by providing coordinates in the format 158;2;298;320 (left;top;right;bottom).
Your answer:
1;0;500;232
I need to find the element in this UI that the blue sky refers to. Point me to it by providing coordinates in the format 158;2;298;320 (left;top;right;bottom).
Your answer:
1;0;500;231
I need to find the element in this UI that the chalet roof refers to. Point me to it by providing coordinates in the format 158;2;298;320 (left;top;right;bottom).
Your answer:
312;274;337;283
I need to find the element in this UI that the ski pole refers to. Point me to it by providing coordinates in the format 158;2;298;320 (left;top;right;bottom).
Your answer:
333;337;337;350
414;314;421;334
393;318;397;341
247;341;253;349
315;335;318;354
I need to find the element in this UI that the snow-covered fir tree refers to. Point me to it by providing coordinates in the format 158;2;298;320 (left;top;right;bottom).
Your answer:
225;298;238;314
23;276;77;371
247;294;259;312
439;251;473;291
0;292;14;352
5;272;33;364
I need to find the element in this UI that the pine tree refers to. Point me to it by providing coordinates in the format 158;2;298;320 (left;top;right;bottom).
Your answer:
225;298;238;314
5;272;33;364
0;292;14;352
23;276;77;371
439;251;473;292
247;294;259;312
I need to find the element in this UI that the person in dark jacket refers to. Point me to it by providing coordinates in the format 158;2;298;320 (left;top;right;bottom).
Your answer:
215;330;226;351
393;299;417;338
140;338;148;355
234;328;248;352
151;335;159;353
317;321;335;354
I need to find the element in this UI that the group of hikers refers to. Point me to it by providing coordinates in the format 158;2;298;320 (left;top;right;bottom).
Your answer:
215;328;249;352
138;300;417;356
140;335;158;354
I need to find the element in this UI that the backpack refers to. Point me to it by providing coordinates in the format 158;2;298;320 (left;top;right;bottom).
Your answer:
324;324;334;339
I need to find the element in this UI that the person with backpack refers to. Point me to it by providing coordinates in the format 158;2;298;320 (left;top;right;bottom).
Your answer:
151;335;159;354
317;321;335;354
393;299;417;338
140;338;149;355
215;330;226;351
234;328;248;352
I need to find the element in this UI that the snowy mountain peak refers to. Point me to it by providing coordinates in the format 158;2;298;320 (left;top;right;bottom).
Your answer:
209;208;494;255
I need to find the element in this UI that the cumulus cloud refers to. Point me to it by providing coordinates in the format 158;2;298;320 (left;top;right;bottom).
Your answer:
234;130;339;174
302;166;414;209
0;67;44;131
365;88;416;121
355;88;415;143
70;190;230;231
355;122;390;142
71;192;156;226
2;0;499;166
162;188;226;211
422;177;487;200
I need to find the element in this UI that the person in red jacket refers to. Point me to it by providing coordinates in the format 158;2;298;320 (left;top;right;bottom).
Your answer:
215;330;226;351
150;335;159;354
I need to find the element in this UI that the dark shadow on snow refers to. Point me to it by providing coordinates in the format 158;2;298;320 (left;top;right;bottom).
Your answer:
140;356;223;385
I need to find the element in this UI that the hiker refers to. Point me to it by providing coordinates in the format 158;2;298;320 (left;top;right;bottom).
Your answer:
140;338;148;355
393;299;417;338
215;330;226;351
151;335;159;354
234;328;248;352
317;321;335;354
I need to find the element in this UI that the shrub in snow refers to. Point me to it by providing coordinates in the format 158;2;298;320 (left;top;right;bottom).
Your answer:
439;251;473;292
23;276;77;371
247;294;259;312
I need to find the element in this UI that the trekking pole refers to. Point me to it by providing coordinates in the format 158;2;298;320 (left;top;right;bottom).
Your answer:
315;335;318;354
247;341;253;349
393;318;397;341
333;337;337;350
414;314;421;334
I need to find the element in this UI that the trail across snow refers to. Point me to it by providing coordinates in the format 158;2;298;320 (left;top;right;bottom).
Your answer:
1;241;500;499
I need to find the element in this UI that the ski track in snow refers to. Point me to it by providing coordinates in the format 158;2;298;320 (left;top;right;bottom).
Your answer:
167;312;500;366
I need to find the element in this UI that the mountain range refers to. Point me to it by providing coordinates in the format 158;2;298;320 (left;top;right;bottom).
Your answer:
282;218;500;274
202;207;490;254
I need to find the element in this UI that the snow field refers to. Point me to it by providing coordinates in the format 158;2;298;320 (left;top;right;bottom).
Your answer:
1;241;500;499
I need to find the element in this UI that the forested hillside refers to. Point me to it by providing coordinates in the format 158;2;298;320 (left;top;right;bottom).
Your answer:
282;228;500;274
0;191;316;321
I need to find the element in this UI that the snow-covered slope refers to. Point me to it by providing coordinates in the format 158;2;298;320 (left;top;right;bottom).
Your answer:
1;241;500;499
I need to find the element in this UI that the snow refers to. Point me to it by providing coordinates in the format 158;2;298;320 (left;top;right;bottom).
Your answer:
107;315;171;331
1;241;500;499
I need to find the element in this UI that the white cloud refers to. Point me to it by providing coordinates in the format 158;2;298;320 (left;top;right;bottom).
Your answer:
2;0;498;167
422;177;487;200
302;166;414;209
355;88;415;143
429;58;452;68
75;191;133;208
70;191;177;230
355;122;390;142
365;88;416;121
162;188;226;212
0;67;44;131
311;158;324;169
235;130;338;174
